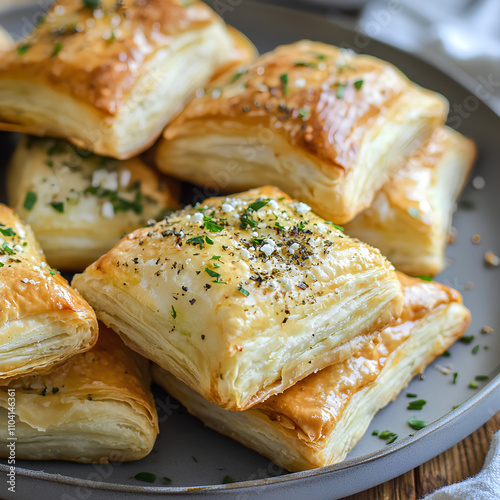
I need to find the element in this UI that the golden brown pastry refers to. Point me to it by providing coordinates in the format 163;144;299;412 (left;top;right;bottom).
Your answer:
73;186;404;411
156;40;448;224
7;135;179;270
153;273;470;471
0;204;98;381
345;126;476;276
0;325;159;463
0;0;245;159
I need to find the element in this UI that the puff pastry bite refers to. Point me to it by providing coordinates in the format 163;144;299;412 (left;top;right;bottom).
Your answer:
344;126;476;276
7;135;179;270
156;40;448;224
73;186;404;411
0;325;159;463
153;273;470;471
0;0;241;159
0;204;98;381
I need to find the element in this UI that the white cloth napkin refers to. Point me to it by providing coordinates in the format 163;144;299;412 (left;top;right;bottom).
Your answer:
422;430;500;499
359;0;500;115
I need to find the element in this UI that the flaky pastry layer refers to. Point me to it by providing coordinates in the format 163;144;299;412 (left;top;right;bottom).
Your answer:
0;325;158;463
345;126;476;275
153;273;470;471
7;136;179;270
0;204;98;381
73;186;403;411
157;40;448;223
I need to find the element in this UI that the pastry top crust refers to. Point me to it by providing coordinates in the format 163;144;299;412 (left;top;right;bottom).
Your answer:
163;40;447;172
257;273;465;443
377;127;476;227
8;136;179;234
4;324;158;433
0;203;97;331
0;0;220;116
76;185;398;353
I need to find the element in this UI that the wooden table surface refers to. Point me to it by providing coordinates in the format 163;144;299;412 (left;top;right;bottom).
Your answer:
345;412;500;499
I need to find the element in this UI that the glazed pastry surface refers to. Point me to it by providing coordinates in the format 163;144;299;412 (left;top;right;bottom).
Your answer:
73;186;403;411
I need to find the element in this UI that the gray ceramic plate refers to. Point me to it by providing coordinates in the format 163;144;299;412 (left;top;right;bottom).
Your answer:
1;2;500;499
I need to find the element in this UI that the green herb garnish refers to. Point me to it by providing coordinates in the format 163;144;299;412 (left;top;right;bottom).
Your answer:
469;381;478;389
222;476;235;484
453;372;458;384
0;227;16;237
406;393;418;398
83;0;100;8
247;200;269;212
187;236;205;249
1;242;15;255
171;306;176;319
475;375;489;381
354;79;364;90
336;83;345;99
50;201;64;213
408;417;428;431
372;429;379;436
162;477;172;485
132;472;156;483
378;430;398;445
407;399;426;411
472;345;480;354
418;276;433;282
459;335;474;344
298;108;308;118
51;42;63;57
237;286;249;297
294;61;316;68
17;44;30;56
205;267;225;283
23;191;37;211
204;220;224;232
280;73;289;96
205;236;214;245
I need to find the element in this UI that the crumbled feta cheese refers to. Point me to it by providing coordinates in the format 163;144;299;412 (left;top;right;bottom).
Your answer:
282;278;293;290
241;248;251;259
289;243;299;255
316;223;327;233
268;199;279;210
102;201;115;219
92;169;118;191
14;245;23;252
192;212;204;223
39;262;47;268
295;78;306;88
296;202;311;214
252;231;258;237
119;169;131;188
221;203;234;213
260;244;275;256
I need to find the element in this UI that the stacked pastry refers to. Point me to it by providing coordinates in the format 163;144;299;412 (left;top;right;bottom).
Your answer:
0;0;476;472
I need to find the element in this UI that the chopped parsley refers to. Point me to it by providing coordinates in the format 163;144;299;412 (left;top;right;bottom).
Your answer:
459;200;475;210
237;286;250;297
222;476;235;484
0;263;4;268
280;73;289;96
50;201;64;213
294;61;316;68
336;83;345;99
298;108;309;118
210;256;223;262
459;335;475;344
406;393;418;398
205;267;226;284
316;53;327;60
171;306;176;320
51;42;63;57
83;0;100;8
205;235;214;245
247;200;269;212
23;191;37;211
231;71;245;82
378;430;398;445
418;276;433;282
407;399;426;411
1;242;15;255
204;219;224;232
132;472;156;483
17;44;30;55
472;345;480;354
453;372;458;384
408;417;428;431
354;79;364;90
240;213;257;230
162;477;172;486
372;429;379;436
0;227;16;237
475;375;489;381
469;381;478;389
187;236;205;249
